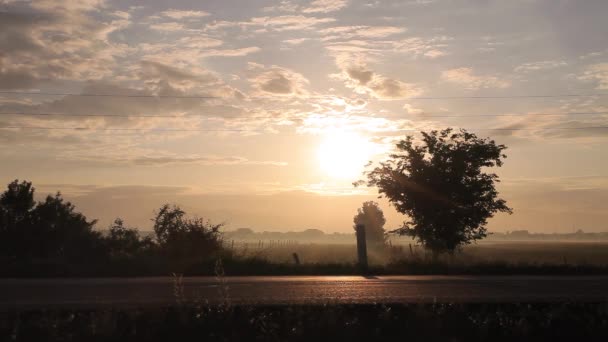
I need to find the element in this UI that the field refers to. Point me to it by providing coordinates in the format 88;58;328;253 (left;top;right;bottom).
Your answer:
230;241;608;266
4;241;608;277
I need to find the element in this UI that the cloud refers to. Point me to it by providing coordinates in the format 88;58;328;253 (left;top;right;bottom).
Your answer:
138;38;259;65
392;36;451;57
441;67;510;90
202;47;261;57
423;49;446;58
321;25;406;40
248;64;310;97
491;113;608;140
62;150;288;166
336;64;422;99
579;63;608;90
207;15;335;32
346;66;374;85
30;0;106;12
262;1;300;13
579;49;608;60
302;0;349;14
515;60;567;73
138;60;222;91
298;112;420;136
282;38;311;45
323;35;450;64
251;15;336;31
160;9;210;19
150;22;185;32
0;58;250;147
0;2;131;89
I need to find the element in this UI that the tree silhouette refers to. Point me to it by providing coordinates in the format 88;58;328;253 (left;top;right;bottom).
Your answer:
353;201;387;248
0;180;35;233
29;193;102;260
357;128;512;254
0;180;103;261
0;180;36;258
105;218;153;258
152;204;223;262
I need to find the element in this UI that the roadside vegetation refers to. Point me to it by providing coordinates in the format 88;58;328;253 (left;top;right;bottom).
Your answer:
2;303;608;341
2;179;608;277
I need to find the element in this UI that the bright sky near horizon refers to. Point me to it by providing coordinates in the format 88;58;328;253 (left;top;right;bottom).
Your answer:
1;0;607;233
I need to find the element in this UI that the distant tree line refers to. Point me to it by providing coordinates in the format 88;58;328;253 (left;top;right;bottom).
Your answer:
0;180;225;276
488;230;608;241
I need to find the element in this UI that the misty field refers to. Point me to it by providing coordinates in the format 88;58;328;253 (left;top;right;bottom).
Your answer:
229;241;608;266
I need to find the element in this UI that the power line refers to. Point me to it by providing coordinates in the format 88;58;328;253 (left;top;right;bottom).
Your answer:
0;111;607;119
0;126;255;132
2;126;608;133
0;112;303;119
409;94;608;100
415;112;608;118
2;90;608;100
0;91;219;99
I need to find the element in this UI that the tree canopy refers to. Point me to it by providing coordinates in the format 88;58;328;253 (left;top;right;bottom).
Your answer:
353;201;387;248
357;128;512;253
152;204;224;261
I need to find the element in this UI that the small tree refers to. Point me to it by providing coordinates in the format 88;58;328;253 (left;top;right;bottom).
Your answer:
152;204;223;261
353;201;387;248
105;218;153;258
357;128;512;254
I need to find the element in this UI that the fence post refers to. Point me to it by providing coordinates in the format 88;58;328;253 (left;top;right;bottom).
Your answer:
355;224;368;272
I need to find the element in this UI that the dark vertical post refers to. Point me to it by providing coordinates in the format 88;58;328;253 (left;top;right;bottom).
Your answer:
355;224;368;272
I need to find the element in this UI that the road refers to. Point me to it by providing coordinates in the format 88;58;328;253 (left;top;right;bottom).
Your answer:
1;275;608;308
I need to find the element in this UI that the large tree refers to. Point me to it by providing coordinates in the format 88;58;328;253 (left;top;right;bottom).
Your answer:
357;128;512;253
353;201;387;248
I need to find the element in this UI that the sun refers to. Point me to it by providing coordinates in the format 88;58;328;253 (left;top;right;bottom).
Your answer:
317;131;375;179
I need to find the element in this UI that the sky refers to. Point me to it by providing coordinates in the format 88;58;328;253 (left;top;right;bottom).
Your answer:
1;0;607;233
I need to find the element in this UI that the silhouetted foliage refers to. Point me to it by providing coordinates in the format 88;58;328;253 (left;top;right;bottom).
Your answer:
153;204;224;262
0;180;36;257
28;193;103;261
357;128;512;254
0;180;35;221
105;218;154;258
0;181;103;261
0;180;228;276
353;201;387;248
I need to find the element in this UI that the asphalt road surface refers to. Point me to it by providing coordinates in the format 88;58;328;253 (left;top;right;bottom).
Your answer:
1;276;608;308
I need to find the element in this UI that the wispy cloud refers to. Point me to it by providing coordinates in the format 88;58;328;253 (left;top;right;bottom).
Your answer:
207;15;336;32
160;9;210;19
302;0;349;14
515;60;567;73
441;67;510;90
579;63;608;90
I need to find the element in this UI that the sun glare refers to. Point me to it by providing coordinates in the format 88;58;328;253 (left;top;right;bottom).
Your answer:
317;131;375;179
